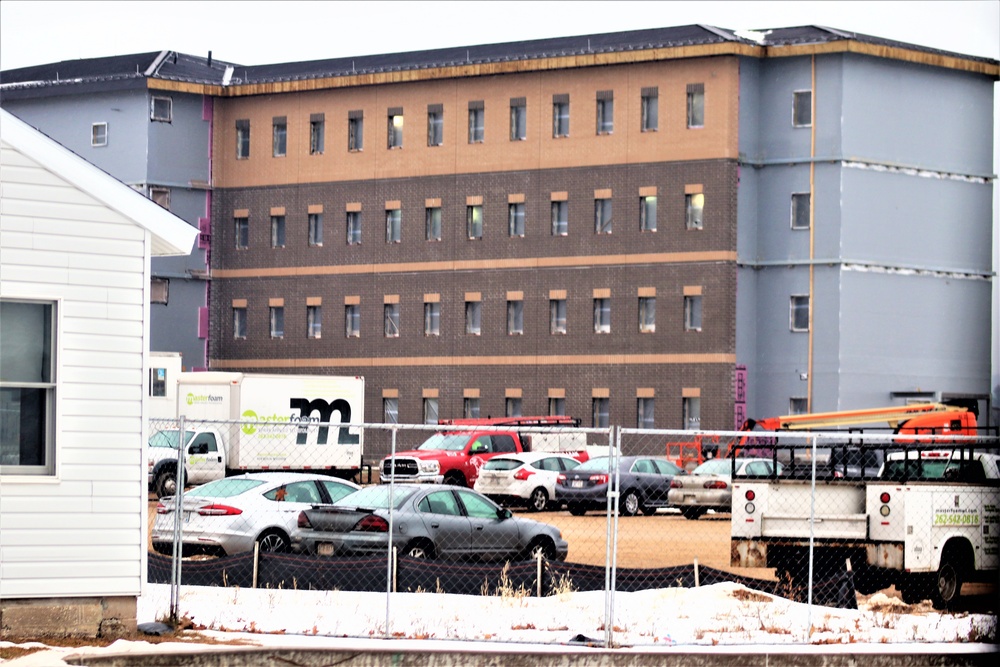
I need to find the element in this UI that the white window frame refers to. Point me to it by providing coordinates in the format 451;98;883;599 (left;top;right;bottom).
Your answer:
468;107;485;144
639;297;656;333
640;196;657;232
684;295;702;332
307;305;322;339
423;397;439;424
637;397;655;429
793;90;813;128
308;213;323;246
388;112;403;149
641;92;658;132
551;201;568;236
683;397;701;430
789;397;809;414
149;187;170;210
428;110;444;147
549;397;566;417
272;119;287;157
790;295;810;332
386;209;401;244
507;300;524;335
347;211;362;245
791;193;811;230
467;205;483;240
384;303;400;338
508;203;525;237
596;98;614;135
553;101;569;137
592;397;610;428
426;207;442;242
465;301;481;335
424;302;441;336
505;397;522;418
510;102;527;141
236;120;250;159
345;304;360;338
310;119;325;155
235;217;249;249
595;198;612;234
271;215;286;248
687;85;705;129
384;397;399;424
348;115;364;151
464;397;481;419
150;277;169;305
233;307;247;339
685;193;704;230
91;122;108;147
150;96;172;122
550;299;567;334
269;306;285;339
593;298;610;334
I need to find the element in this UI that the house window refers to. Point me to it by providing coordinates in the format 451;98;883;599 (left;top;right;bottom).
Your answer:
596;91;613;134
234;216;249;249
593;298;610;333
467;205;483;240
236;119;250;158
641;87;658;131
233;306;247;339
507;300;524;335
791;193;811;230
550;299;567;334
684;295;702;331
551;201;568;236
683;397;701;430
510;98;526;140
685;193;704;230
508;203;525;237
464;398;481;419
465;301;481;335
424;303;441;336
272;117;287;157
384;303;400;337
307;306;322;339
552;95;569;137
271;215;286;248
793;90;812;127
427;105;444;146
386;209;401;243
592;397;610;428
790;295;810;332
549;397;566;416
310;114;325;154
150;367;167;397
308;213;323;246
423;398;439;424
687;84;705;128
506;398;522;418
149;187;170;210
640;196;657;232
639;297;656;333
345;305;360;337
637;398;655;429
347;211;362;245
426;207;442;241
789;397;809;414
348;111;364;151
387;108;403;148
269;306;285;338
151;278;169;305
595;198;612;234
384;398;399;424
150;96;172;122
0;300;56;475
468;101;484;143
91;122;108;147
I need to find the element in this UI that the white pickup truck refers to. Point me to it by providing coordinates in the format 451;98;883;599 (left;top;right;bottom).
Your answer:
730;446;1000;609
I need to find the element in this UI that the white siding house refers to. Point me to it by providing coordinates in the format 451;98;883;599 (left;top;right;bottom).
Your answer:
0;109;197;636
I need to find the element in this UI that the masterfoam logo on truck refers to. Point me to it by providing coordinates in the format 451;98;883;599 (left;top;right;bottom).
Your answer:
240;398;360;444
186;392;224;405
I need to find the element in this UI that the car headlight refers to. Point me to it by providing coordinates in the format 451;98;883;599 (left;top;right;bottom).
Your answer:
418;460;440;474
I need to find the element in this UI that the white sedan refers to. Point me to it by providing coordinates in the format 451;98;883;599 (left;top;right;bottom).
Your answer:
473;452;581;512
152;472;359;556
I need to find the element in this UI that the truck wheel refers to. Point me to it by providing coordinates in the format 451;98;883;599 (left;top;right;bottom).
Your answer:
256;529;290;553
155;470;178;498
931;546;968;610
528;487;549;512
443;471;466;487
620;490;640;516
680;507;706;520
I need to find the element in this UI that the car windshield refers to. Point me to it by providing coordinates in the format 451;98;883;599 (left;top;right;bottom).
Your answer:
692;459;734;476
334;485;415;510
186;478;266;498
417;433;471;451
482;457;523;471
148;429;193;449
576;457;612;472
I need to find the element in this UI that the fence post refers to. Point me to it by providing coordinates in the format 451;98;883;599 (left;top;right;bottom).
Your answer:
384;425;398;639
169;414;185;624
604;425;621;648
806;433;818;638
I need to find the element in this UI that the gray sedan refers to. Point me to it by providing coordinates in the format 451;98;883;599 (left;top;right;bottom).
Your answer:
291;484;568;561
554;455;685;516
667;457;782;519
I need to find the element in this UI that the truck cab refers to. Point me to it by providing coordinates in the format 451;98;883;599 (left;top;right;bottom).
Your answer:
147;427;226;497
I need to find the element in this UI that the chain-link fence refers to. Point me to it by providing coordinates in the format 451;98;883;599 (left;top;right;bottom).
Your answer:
147;418;999;646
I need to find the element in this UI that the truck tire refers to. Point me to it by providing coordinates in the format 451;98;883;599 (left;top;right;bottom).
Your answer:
443;471;466;487
528;487;549;512
256;529;290;553
155;469;178;498
620;489;640;517
931;544;970;610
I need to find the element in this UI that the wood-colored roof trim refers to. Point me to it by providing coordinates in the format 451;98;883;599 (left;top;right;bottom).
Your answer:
766;41;1000;77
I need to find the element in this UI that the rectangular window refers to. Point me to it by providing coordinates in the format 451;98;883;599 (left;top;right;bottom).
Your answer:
505;398;522;418
309;115;325;154
595;198;612;234
236;119;250;158
639;297;656;333
551;201;568;236
424;303;441;336
150;278;169;305
233;306;247;339
149;187;170;210
423;398;439;425
466;205;483;240
549;397;566;417
592;397;609;428
272;117;287;157
508;203;525;237
685;193;704;230
464;398;481;419
384;303;400;337
552;99;570;138
596;91;613;134
150;367;167;397
269;306;285;338
687;83;705;128
345;304;360;338
640;195;657;232
271;215;286;248
790;295;810;332
507;300;524;335
593;298;610;333
549;299;567;334
386;209;401;243
0;300;56;474
683;397;701;430
234;216;249;249
789;397;809;414
387;109;403;149
468;102;484;143
637;398;655;429
384;398;399;424
684;295;702;331
641;87;658;132
793;90;812;127
347;211;362;245
308;213;323;246
425;206;442;241
307;305;322;339
150;96;172;122
465;301;481;335
510;98;526;140
348;112;364;151
91;122;108;147
791;193;811;230
427;105;443;146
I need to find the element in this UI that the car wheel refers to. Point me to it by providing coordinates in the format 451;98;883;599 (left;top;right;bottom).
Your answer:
620;490;640;517
155;469;177;499
568;504;587;516
404;539;435;559
256;529;290;553
640;505;658;516
524;536;556;561
681;507;706;520
528;487;549;512
443;471;466;487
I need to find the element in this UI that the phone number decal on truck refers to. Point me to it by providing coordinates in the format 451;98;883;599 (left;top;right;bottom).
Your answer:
933;508;980;526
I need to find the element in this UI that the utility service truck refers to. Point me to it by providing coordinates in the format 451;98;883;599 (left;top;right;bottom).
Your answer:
148;372;364;497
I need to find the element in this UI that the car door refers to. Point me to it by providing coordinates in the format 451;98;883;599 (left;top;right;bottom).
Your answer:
456;489;521;558
416;489;472;558
629;458;661;502
651;459;682;505
263;480;325;534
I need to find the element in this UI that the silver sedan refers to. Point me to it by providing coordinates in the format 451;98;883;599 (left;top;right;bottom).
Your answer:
667;458;782;519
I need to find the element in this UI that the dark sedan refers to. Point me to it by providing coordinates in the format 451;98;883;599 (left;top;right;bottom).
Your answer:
554;455;684;516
